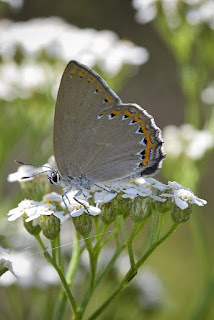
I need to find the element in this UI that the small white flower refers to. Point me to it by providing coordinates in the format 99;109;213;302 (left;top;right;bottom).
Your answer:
8;199;38;221
173;188;207;209
70;205;101;217
136;177;169;191
7;199;65;223
122;186;151;199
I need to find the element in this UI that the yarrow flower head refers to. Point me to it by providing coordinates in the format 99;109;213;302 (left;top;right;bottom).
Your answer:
8;157;207;236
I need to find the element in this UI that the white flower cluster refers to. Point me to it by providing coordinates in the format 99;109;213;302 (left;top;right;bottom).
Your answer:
163;124;214;160
132;0;214;29
0;17;149;100
7;161;207;222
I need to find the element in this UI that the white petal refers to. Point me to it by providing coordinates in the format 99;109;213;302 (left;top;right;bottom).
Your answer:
25;214;41;222
70;208;84;217
174;197;188;210
122;188;139;196
121;194;136;199
87;206;101;216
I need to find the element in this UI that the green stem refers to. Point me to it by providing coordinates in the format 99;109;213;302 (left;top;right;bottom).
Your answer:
94;224;109;252
149;209;159;246
78;238;97;317
117;215;136;269
51;239;57;263
155;212;166;242
57;235;64;272
35;234;78;317
54;230;81;320
87;222;180;320
94;216;99;238
98;223;120;251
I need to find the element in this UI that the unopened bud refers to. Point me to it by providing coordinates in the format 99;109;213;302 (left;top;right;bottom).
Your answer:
171;204;192;223
130;197;152;223
23;213;41;235
73;213;92;236
40;214;61;239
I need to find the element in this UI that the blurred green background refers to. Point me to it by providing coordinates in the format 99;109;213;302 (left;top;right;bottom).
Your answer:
0;1;214;319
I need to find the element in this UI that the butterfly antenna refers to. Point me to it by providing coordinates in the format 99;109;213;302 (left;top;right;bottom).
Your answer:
15;160;53;170
21;170;53;180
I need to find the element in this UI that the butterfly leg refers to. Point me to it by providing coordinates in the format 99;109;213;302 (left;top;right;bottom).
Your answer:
94;183;115;193
62;188;72;213
73;189;90;214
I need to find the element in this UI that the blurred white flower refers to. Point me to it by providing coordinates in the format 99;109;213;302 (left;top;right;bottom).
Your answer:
132;0;157;24
163;124;214;160
0;17;149;100
0;251;59;287
201;84;214;104
0;0;23;10
135;269;165;310
186;0;214;27
0;61;57;101
132;0;214;28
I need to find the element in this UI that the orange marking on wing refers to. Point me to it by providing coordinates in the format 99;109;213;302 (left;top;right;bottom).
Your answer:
111;109;121;116
134;115;143;122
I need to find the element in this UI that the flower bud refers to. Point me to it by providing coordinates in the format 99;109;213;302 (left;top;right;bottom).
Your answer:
155;198;172;213
23;213;41;235
40;214;61;239
171;204;192;223
115;196;132;218
73;213;92;236
130;197;152;223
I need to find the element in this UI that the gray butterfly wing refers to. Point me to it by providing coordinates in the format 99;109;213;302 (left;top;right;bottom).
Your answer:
54;60;165;183
73;103;164;183
54;60;121;178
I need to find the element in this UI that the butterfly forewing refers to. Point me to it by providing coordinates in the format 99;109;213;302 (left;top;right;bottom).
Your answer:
54;60;121;178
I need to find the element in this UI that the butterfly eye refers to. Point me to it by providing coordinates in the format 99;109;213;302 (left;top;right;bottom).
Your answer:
50;171;61;185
